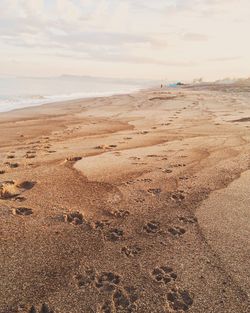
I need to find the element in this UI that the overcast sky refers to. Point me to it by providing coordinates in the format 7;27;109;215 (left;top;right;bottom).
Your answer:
0;0;249;81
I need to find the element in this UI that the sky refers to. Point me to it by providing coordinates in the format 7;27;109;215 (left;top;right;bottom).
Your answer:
0;0;249;81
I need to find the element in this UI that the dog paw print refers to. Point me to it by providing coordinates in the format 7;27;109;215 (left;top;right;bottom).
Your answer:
111;209;130;218
95;272;121;292
134;197;145;203
121;245;141;257
27;303;54;313
100;300;114;313
12;207;33;216
64;211;85;225
143;221;160;234
179;216;197;224
113;286;138;312
166;287;193;312
148;188;161;195
152;266;177;285
106;228;124;241
168;226;186;237
74;268;96;288
171;192;185;202
93;220;111;230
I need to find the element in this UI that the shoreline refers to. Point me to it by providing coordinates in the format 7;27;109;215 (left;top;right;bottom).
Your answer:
0;86;147;115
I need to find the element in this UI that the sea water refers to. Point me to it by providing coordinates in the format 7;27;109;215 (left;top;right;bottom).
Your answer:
0;76;152;113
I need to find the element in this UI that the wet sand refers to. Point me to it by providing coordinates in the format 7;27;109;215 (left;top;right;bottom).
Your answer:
0;84;249;313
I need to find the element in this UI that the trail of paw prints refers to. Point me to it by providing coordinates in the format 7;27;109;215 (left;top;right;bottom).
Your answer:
74;268;139;312
152;266;177;285
166;287;193;312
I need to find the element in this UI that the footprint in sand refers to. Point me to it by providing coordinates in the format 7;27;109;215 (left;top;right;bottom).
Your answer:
162;169;173;174
148;188;161;195
5;162;19;168
74;268;96;289
111;209;130;218
112;286;138;312
25;153;36;159
13;196;26;202
138;178;152;183
12;207;33;216
134;197;145;203
168;226;186;237
64;211;85;225
136;130;149;135
106;228;124;241
143;221;160;234
166;287;193;312
0;170;5;175
93;220;111;230
7;155;15;159
171;192;185;202
95;272;121;292
27;303;54;313
152;266;177;285
121;245;141;257
46;150;56;154
179;216;197;224
95;145;110;150
0;180;35;199
100;286;138;312
65;156;82;162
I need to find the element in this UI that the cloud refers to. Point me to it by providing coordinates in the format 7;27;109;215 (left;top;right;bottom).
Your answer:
0;0;249;80
208;56;242;62
182;33;209;41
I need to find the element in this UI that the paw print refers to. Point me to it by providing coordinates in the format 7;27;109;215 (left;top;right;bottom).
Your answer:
64;211;85;225
152;266;177;285
95;272;121;292
168;226;185;237
106;228;124;241
74;268;96;288
121;245;141;257
143;221;160;234
166;287;193;311
26;303;54;313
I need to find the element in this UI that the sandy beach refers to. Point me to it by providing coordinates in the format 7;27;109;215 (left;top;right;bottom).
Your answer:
0;83;249;313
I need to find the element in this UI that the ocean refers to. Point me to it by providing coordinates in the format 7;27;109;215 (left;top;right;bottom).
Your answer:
0;76;153;113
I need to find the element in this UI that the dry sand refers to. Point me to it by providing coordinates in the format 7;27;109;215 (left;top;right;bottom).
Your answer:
0;84;249;313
